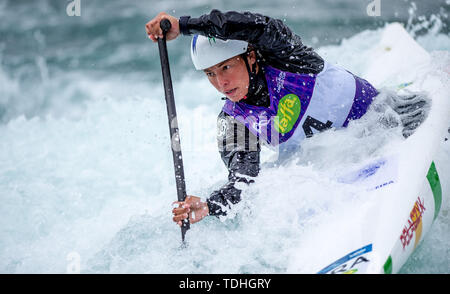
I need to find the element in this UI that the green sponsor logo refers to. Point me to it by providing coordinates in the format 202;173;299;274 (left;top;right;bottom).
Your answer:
427;161;442;220
208;36;216;45
383;256;393;274
274;94;301;134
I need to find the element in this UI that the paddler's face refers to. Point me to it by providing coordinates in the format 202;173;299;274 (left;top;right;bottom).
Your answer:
204;52;257;103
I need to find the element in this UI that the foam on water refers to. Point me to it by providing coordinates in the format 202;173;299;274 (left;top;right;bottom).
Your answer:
1;1;449;273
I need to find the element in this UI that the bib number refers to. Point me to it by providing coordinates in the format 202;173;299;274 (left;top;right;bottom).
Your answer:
302;116;333;138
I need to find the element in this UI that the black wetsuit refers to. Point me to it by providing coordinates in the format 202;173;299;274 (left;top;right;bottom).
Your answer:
179;10;325;216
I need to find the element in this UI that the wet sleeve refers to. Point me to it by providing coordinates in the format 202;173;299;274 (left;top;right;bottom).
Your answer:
206;111;261;217
179;9;324;74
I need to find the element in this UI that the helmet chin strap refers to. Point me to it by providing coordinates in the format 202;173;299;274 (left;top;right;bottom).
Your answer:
241;52;267;102
241;52;259;100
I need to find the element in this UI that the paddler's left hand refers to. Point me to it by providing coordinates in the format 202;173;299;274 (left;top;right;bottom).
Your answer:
172;196;209;226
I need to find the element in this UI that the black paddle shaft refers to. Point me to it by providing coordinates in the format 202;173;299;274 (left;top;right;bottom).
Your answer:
157;18;190;242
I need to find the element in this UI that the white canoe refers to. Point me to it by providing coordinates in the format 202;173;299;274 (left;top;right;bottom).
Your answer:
314;23;449;274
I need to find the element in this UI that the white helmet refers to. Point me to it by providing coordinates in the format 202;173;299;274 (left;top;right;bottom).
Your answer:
190;34;248;70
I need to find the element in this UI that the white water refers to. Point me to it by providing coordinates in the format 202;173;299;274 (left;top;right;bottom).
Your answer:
1;24;449;274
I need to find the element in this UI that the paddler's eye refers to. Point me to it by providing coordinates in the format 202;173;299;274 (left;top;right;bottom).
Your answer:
222;65;230;71
206;72;215;77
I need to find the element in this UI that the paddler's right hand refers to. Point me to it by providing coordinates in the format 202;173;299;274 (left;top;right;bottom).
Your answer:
145;12;180;42
172;196;209;226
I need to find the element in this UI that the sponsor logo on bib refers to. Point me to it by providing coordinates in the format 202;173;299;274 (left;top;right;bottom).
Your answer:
274;94;301;134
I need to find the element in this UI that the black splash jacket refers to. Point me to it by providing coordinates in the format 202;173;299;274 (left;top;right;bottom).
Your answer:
179;10;324;216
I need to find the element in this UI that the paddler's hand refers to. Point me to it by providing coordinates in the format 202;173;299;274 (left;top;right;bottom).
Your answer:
145;12;180;42
172;196;209;226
